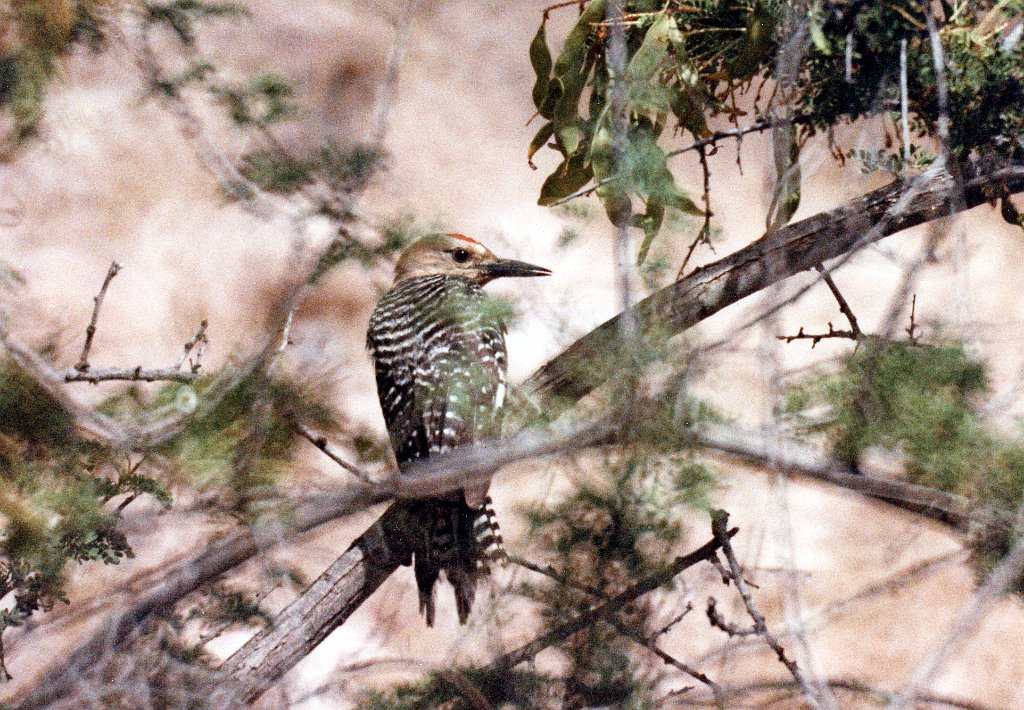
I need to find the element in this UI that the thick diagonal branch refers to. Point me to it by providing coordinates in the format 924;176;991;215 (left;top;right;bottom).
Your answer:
525;164;1024;407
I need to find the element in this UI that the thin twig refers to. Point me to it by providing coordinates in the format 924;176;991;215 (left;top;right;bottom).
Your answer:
609;617;721;696
776;323;858;347
905;293;920;344
492;527;737;670
678;145;715;278
711;510;819;706
75;262;121;372
63;366;199;384
175;320;209;372
295;422;374;484
815;264;861;337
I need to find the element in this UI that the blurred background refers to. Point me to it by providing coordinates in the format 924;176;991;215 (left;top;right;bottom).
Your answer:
2;0;1024;707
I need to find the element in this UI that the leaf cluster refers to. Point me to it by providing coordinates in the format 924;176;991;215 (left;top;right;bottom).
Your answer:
106;369;341;510
239;142;387;195
530;0;1024;261
0;360;137;652
783;339;1024;592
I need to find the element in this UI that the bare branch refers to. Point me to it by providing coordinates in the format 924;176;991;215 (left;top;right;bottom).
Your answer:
62;366;199;384
295;422;375;484
815;264;861;337
711;509;817;706
905;293;920;345
509;553;718;694
491;527;737;671
75;261;121;373
174;320;209;372
691;421;976;530
776;322;858;347
608;616;721;697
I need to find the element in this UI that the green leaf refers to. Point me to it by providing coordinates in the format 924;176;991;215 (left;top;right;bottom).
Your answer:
528;121;554;169
809;9;831;55
538;152;593;206
635;197;666;265
538;77;563;120
550;0;606;156
589;119;615;181
530;20;553;109
725;1;776;81
766;121;801;232
627;14;678;85
627;126;703;217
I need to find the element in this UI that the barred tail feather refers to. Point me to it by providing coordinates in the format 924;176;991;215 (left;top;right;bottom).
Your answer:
413;496;503;626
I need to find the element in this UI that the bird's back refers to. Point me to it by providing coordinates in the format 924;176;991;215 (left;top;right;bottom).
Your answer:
366;273;507;624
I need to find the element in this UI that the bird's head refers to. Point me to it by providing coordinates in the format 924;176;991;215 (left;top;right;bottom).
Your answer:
393;233;551;286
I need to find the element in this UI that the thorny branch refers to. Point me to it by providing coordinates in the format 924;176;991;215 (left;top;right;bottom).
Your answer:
776;322;858;347
905;293;921;345
63;266;208;384
295;422;375;484
711;509;819;706
815;264;861;337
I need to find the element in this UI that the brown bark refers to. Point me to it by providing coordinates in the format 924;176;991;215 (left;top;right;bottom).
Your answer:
524;165;1024;406
211;508;409;709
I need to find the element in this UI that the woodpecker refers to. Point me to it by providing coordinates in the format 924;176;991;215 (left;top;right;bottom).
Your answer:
366;233;550;625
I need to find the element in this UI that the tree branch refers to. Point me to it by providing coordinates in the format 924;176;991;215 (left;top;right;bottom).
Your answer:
74;261;121;373
490;527;737;671
524;163;1024;408
13;420;611;707
690;421;976;530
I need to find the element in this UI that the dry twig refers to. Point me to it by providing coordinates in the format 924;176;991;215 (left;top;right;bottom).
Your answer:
711;509;818;706
74;261;121;373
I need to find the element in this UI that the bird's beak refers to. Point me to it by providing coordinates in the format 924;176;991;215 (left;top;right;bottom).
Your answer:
485;259;552;278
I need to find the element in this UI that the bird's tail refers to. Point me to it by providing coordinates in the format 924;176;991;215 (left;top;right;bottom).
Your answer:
415;496;504;626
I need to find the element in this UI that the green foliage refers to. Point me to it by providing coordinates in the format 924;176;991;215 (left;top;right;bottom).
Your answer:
239;142;387;195
146;0;247;46
144;370;340;508
213;72;297;126
0;361;138;647
359;667;549;710
793;340;988;489
783;340;1024;592
800;0;1024;162
530;0;1024;261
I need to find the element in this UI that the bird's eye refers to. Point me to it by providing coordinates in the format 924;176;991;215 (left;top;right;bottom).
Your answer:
452;249;471;263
